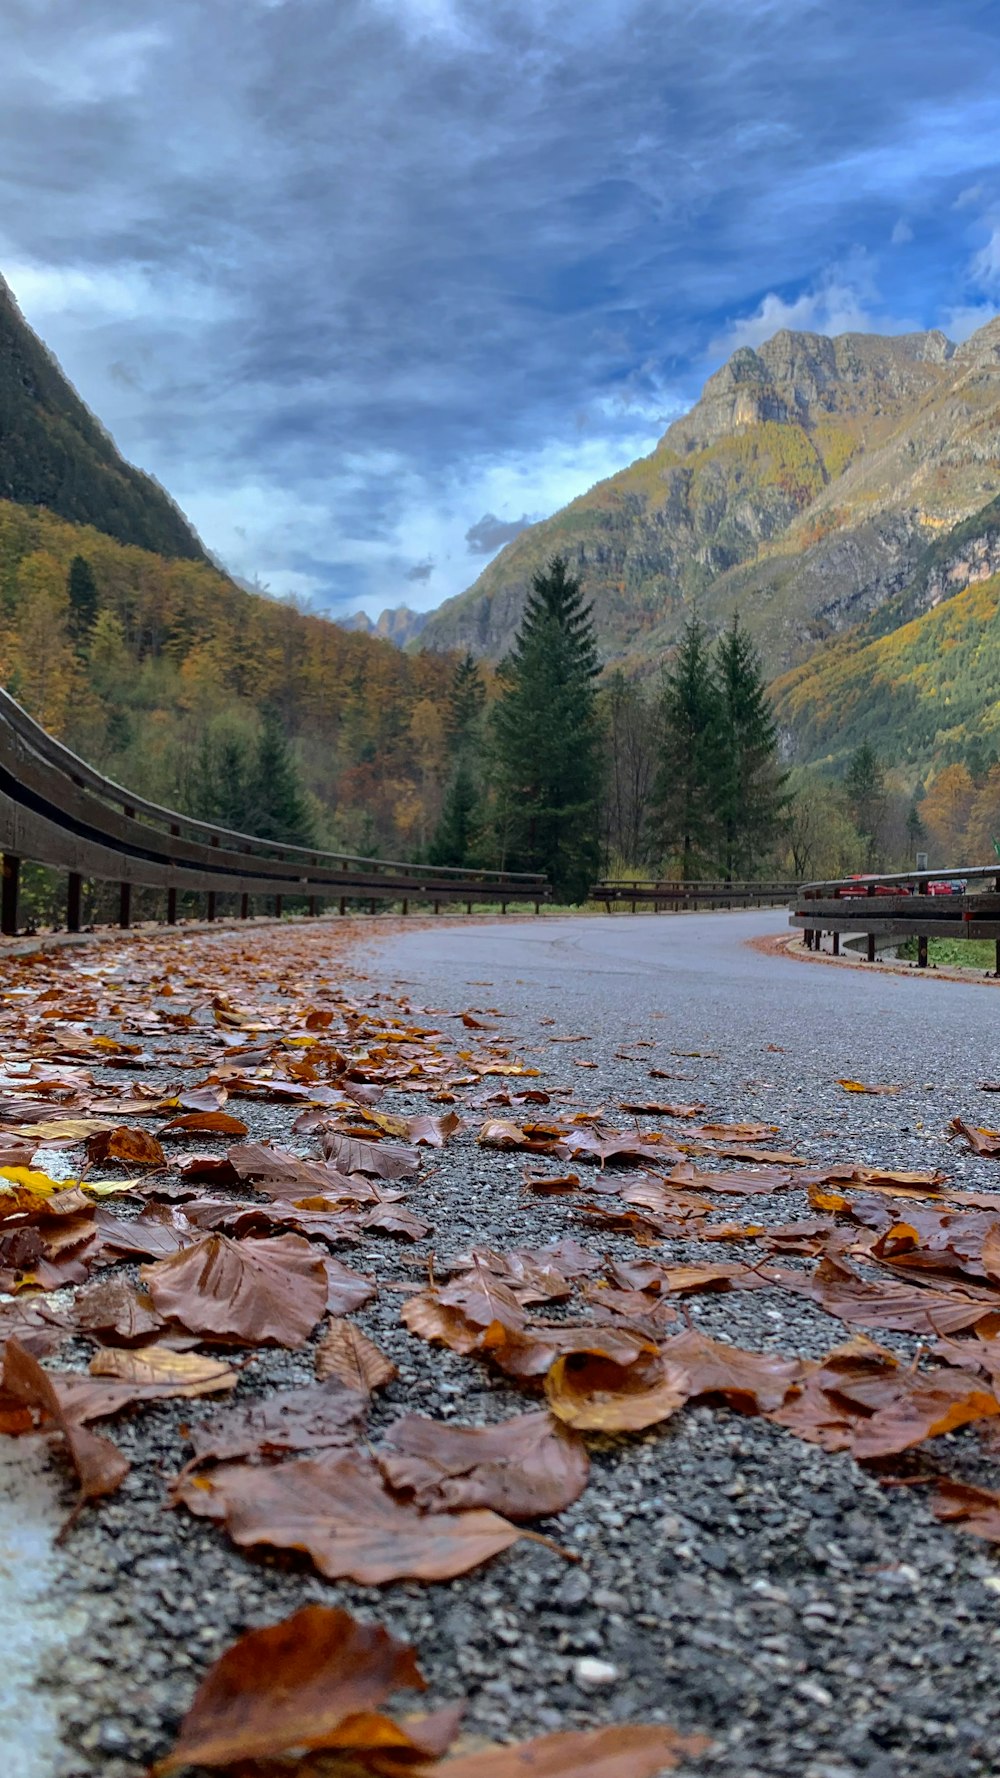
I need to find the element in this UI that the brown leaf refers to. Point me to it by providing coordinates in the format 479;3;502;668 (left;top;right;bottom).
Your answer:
2;1337;128;1514
767;1340;999;1458
322;1131;421;1179
438;1723;710;1778
143;1233;327;1347
85;1126;166;1168
89;1345;237;1398
323;1256;377;1315
158;1111;249;1137
659;1329;803;1412
227;1142;366;1200
377;1410;589;1520
315;1319;397;1394
73;1276;163;1342
932;1478;1000;1541
178;1381;369;1473
619;1100;706;1117
174;1451;526;1581
545;1350;689;1432
950;1118;1000;1157
151;1603;426;1775
837;1080;900;1095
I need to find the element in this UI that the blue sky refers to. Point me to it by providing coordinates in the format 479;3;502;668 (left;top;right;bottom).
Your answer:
3;0;1000;617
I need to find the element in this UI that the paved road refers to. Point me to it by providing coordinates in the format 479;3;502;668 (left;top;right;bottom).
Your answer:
370;907;1000;1091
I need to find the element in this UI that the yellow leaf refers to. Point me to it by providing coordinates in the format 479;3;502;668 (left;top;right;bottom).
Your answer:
0;1165;60;1197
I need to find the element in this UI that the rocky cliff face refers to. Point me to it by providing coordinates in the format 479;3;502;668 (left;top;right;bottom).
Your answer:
418;322;1000;679
338;604;427;645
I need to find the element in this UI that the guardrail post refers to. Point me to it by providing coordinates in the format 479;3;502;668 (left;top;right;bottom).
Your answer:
167;887;177;925
917;933;928;968
402;898;409;916
119;881;132;929
339;897;347;916
867;933;876;963
831;932;840;957
466;900;472;915
501;900;507;915
206;891;217;923
274;896;283;919
66;872;82;933
534;899;540;916
240;893;249;919
1;854;20;936
434;899;440;914
308;896;318;917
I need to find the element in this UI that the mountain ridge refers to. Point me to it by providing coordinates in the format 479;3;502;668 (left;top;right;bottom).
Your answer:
417;320;1000;679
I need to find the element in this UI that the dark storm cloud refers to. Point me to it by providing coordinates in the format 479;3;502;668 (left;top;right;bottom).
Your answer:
404;559;435;582
466;513;534;554
2;0;1000;612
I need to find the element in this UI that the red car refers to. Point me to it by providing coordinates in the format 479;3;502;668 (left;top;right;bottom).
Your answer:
926;878;967;896
836;875;911;898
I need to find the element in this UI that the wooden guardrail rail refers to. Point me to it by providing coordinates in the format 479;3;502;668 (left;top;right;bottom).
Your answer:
593;878;801;911
790;866;1000;969
0;688;549;935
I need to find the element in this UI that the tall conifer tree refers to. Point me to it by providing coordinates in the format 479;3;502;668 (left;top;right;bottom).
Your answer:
429;654;486;867
651;618;724;878
714;615;787;878
491;556;601;902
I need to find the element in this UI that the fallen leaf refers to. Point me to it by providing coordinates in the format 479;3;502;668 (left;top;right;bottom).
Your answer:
151;1603;426;1775
377;1410;589;1520
315;1319;397;1393
158;1111;249;1138
174;1451;527;1581
837;1080;900;1095
178;1381;369;1473
322;1131;421;1180
545;1350;689;1432
143;1233;328;1346
85;1127;166;1167
932;1478;1000;1541
2;1336;128;1517
73;1276;163;1342
950;1118;1000;1157
89;1344;237;1396
438;1723;710;1778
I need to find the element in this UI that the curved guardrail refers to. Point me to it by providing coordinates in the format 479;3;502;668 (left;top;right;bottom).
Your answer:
593;877;800;910
0;688;548;934
790;865;1000;967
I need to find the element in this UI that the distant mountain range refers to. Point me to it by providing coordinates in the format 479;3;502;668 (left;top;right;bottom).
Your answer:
339;604;428;646
418;322;1000;688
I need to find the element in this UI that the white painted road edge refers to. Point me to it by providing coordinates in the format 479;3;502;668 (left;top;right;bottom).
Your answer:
0;1423;80;1776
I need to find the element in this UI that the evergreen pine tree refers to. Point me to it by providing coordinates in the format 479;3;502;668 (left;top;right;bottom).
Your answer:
491;555;601;902
429;655;486;867
714;615;787;878
844;743;887;867
428;758;479;866
651;618;725;879
67;554;99;649
446;653;486;750
245;712;315;845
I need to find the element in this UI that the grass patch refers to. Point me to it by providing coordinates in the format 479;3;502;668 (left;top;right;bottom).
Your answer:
897;936;997;969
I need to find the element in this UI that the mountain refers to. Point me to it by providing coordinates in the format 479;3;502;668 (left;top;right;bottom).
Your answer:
339;604;428;645
419;322;1000;678
0;275;205;560
771;489;1000;776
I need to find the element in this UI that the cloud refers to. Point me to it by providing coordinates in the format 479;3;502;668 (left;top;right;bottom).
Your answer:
969;226;1000;294
891;218;914;245
2;0;1000;617
709;271;877;357
465;513;534;555
404;559;436;582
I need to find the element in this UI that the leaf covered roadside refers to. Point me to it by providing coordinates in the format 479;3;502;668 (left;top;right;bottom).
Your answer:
3;921;1000;1774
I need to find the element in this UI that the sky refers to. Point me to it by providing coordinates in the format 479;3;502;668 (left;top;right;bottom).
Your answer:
4;0;1000;619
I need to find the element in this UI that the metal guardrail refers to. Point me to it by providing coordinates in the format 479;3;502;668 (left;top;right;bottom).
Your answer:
0;688;549;935
789;866;1000;968
593;878;801;910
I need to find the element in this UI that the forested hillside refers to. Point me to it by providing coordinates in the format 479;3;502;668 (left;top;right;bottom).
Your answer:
0;498;457;855
0;277;205;560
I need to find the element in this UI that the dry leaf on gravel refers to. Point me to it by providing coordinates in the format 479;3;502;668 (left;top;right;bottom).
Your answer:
174;1450;528;1581
659;1329;803;1412
545;1350;689;1432
950;1118;1000;1157
932;1478;1000;1541
322;1255;377;1314
88;1345;237;1397
837;1080;900;1095
315;1319;397;1393
151;1603;426;1774
2;1335;128;1517
377;1410;589;1519
72;1276;163;1342
438;1723;711;1778
158;1111;249;1137
85;1126;166;1167
178;1381;369;1474
142;1232;328;1346
322;1130;421;1179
